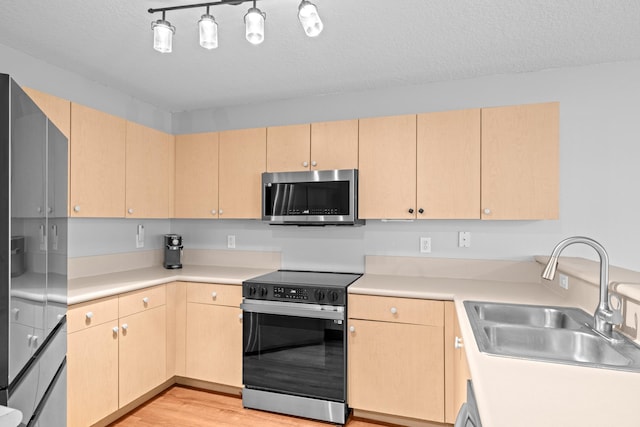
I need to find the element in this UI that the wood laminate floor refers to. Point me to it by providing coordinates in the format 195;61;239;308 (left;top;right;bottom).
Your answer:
109;386;392;427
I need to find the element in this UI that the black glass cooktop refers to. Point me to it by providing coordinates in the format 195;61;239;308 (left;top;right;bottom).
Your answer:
244;270;362;289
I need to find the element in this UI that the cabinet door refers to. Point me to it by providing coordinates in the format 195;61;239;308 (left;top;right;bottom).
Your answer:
119;305;167;407
481;102;559;219
218;127;266;218
174;132;219;218
185;303;242;387
310;119;358;170
67;322;119;427
23;87;71;139
266;124;311;172
358;115;417;219
417;109;480;219
70;103;126;217
348;319;445;422
125;121;172;218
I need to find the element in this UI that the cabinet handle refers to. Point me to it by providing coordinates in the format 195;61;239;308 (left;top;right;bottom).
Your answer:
211;209;217;215
390;307;398;315
219;209;224;215
238;313;243;320
418;208;424;214
454;336;464;349
349;326;356;333
408;208;414;214
11;308;20;318
112;327;119;334
37;206;43;214
86;311;94;320
142;297;149;305
28;335;39;347
128;208;134;214
121;323;129;331
302;161;309;167
48;206;54;214
211;292;217;299
73;205;81;212
311;161;317;167
483;208;491;215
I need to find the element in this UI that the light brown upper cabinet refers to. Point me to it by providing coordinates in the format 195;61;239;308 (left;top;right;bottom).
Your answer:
125;121;173;218
266;124;310;172
417;109;481;219
481;102;559;220
23;87;71;139
266;120;359;172
70;103;126;217
358;114;417;219
310;119;359;170
174;132;219;219
218;127;266;218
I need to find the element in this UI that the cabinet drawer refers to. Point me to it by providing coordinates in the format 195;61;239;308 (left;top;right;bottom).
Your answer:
349;294;444;326
68;296;119;333
119;285;166;318
186;282;242;307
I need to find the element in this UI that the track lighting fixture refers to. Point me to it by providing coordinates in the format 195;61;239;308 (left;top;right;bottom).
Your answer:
151;12;175;53
148;0;323;53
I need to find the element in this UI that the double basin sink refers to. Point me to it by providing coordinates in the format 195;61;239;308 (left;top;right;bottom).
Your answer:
464;301;640;372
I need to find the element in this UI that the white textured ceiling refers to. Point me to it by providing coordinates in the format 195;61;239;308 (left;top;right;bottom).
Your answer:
1;0;640;112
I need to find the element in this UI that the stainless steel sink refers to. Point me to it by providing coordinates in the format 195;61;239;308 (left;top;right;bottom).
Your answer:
473;301;585;329
464;301;640;372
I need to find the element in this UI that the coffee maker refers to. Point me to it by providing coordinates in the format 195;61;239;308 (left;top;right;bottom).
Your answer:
163;234;183;269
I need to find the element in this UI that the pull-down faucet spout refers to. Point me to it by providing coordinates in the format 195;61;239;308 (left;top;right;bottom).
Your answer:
542;236;622;340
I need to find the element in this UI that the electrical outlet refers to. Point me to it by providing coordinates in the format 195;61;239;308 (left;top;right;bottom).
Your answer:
458;231;471;248
420;237;431;253
227;235;236;249
559;273;569;290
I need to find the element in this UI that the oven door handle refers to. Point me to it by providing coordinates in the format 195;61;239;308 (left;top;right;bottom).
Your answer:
240;301;345;320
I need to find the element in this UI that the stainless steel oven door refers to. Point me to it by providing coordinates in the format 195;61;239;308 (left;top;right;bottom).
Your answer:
241;299;346;402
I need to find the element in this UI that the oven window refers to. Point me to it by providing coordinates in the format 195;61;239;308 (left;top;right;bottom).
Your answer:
243;312;345;401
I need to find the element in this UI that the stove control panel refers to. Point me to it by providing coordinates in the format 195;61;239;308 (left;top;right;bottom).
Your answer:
242;284;346;305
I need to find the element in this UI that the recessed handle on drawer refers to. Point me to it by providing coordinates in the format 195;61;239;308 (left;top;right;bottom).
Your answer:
142;297;149;305
349;326;356;333
455;336;464;349
390;307;398;315
86;311;94;319
211;292;218;299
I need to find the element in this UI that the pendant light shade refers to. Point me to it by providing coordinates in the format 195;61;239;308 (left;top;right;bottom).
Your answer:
245;6;266;45
152;18;175;53
199;13;218;49
298;1;323;37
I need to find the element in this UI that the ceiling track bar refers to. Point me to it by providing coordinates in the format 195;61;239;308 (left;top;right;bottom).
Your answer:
148;0;256;14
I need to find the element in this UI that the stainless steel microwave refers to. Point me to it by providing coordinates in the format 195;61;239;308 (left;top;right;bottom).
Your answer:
262;169;364;225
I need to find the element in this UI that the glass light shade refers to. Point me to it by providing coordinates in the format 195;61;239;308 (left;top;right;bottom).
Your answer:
298;1;323;37
199;14;218;49
245;7;265;45
152;19;175;53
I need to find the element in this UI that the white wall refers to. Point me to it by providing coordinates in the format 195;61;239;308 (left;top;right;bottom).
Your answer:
0;43;172;133
4;39;638;273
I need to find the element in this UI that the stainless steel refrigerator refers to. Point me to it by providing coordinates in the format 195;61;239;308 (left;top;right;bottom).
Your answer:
0;74;67;427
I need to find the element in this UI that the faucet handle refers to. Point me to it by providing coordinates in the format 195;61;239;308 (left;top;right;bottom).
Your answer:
609;294;624;326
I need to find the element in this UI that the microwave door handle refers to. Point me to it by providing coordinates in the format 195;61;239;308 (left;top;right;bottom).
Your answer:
240;301;344;321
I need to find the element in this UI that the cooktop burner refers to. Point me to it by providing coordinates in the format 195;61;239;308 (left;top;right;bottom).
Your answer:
242;270;362;305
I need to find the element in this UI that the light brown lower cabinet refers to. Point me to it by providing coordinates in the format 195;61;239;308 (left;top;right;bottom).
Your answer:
67;285;167;427
348;295;445;422
185;283;243;387
444;301;472;423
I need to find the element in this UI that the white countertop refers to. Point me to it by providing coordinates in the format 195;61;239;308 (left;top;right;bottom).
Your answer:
350;273;640;427
68;265;274;305
0;406;22;427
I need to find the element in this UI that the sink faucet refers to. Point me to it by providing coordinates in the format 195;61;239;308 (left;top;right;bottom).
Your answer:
542;236;622;340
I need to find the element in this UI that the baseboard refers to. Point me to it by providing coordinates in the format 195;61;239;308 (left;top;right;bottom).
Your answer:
175;376;242;396
352;409;452;427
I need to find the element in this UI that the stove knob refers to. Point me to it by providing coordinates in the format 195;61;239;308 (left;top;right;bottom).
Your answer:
328;291;339;302
248;286;257;297
315;290;325;301
259;287;268;297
